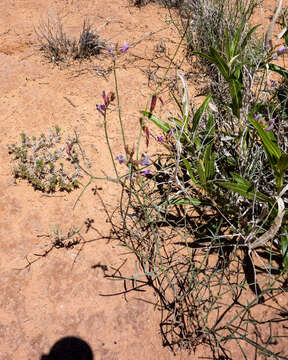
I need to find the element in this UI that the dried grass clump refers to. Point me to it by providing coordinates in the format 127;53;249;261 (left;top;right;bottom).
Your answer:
36;16;106;63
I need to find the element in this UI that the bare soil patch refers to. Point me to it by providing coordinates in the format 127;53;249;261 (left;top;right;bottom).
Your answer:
0;0;287;359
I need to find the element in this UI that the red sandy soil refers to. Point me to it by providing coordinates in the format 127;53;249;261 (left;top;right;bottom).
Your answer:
0;0;287;359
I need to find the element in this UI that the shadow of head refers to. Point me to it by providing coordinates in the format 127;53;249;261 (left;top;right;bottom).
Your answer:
40;336;94;360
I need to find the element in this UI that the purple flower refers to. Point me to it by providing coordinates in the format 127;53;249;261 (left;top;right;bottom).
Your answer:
102;90;108;105
141;169;151;176
96;104;106;116
270;79;276;86
115;154;125;164
109;44;115;54
141;155;151;166
122;41;129;53
150;95;157;113
265;117;276;131
253;114;262;120
109;41;129;55
272;53;278;60
277;46;287;54
156;136;164;143
169;127;176;137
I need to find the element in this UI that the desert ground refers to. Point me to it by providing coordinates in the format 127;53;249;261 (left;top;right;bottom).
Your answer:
0;0;287;359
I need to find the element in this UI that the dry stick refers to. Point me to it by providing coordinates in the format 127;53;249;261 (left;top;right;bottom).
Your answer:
264;0;283;48
64;96;77;108
248;183;288;249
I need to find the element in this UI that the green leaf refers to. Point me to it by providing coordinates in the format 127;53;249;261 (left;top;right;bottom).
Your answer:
192;94;212;133
224;28;231;61
281;225;288;275
230;23;245;58
202;111;215;145
192;51;219;67
167;116;183;127
192;48;230;81
230;173;251;187
249;115;281;164
169;197;202;206
203;143;215;180
218;181;272;203
169;90;183;114
268;63;288;80
182;156;198;184
277;154;288;173
233;66;241;80
197;159;206;185
207;111;215;133
229;79;242;118
209;47;230;81
141;111;171;133
241;24;261;51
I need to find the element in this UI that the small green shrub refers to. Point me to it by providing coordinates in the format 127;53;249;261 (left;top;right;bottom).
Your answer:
8;126;88;192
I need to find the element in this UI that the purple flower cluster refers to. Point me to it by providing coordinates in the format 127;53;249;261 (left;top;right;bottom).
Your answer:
115;151;152;177
265;118;276;131
253;113;262;121
271;46;287;60
156;135;164;143
96;90;115;117
270;79;276;86
278;46;287;54
254;113;276;131
109;41;130;56
140;155;151;166
115;154;125;164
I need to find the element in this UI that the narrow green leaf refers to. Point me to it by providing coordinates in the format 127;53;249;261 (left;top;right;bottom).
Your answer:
230;23;245;57
268;63;288;80
230;173;251;187
241;24;261;51
277;154;288;173
141;111;171;133
182;156;198;184
218;181;272;203
169;197;202;206
233;66;241;80
192;49;230;81
208;152;216;180
169;90;183;114
281;227;288;274
167;116;183;127
202;111;215;145
229;79;242;118
249;115;281;163
207;111;215;134
192;94;212;133
224;28;231;61
191;51;219;66
209;47;230;81
204;143;215;180
197;159;206;185
194;135;201;150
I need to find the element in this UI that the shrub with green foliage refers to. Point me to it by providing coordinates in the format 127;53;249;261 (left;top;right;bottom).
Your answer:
8;126;88;192
97;2;288;356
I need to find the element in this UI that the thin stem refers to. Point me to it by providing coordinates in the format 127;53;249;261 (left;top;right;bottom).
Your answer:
103;112;119;180
113;60;126;149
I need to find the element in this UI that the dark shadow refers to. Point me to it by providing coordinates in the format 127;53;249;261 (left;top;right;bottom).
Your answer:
242;250;265;304
40;336;94;360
